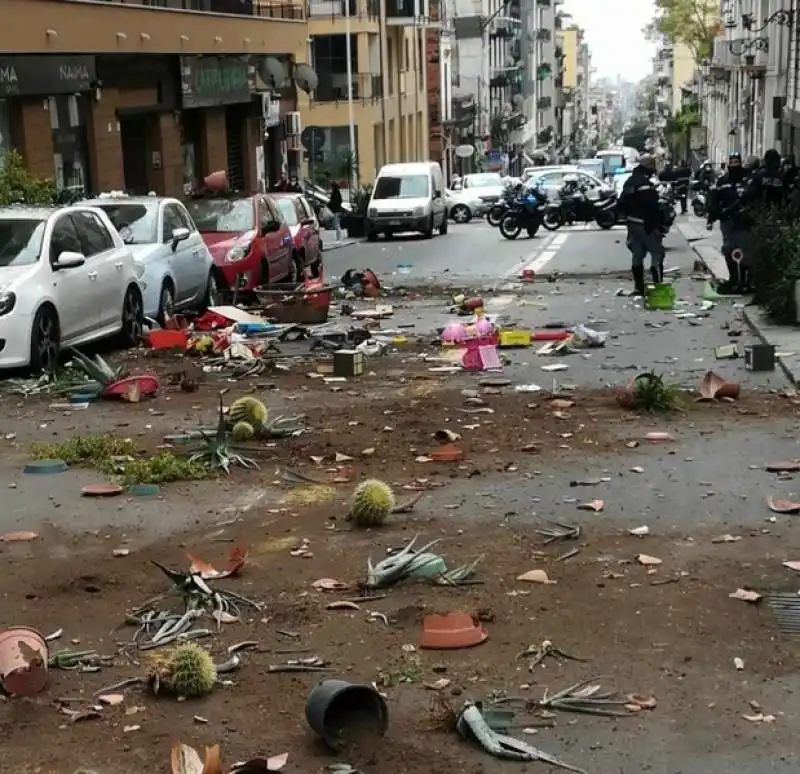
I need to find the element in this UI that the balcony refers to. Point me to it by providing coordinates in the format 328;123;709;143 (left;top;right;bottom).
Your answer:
307;0;378;18
537;96;552;110
490;18;515;38
536;28;551;42
384;0;440;26
490;73;510;88
312;71;383;102
6;0;304;54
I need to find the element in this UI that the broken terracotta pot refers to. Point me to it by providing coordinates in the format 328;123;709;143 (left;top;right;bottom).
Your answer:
615;372;658;409
420;612;488;649
0;626;48;696
203;170;228;192
430;443;464;462
766;495;800;514
698;370;741;401
171;741;222;774
765;460;800;473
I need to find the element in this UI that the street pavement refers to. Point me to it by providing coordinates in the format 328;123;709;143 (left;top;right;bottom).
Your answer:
324;218;694;285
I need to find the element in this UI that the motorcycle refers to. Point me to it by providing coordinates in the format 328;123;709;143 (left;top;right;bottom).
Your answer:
542;187;617;231
487;185;519;227
690;181;707;217
499;190;546;240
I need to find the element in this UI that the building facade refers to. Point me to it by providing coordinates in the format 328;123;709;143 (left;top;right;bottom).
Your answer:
701;0;790;163
1;0;308;196
299;0;434;185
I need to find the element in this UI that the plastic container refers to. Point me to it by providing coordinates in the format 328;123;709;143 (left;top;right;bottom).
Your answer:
645;283;676;310
0;626;48;696
305;679;389;750
147;329;188;350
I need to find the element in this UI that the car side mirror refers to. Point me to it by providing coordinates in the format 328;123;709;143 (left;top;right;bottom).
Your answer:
434;190;442;199
170;227;190;250
53;251;86;270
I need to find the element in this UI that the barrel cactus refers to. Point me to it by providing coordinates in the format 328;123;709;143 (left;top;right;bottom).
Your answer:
228;396;268;431
350;478;395;527
149;643;216;698
231;420;256;442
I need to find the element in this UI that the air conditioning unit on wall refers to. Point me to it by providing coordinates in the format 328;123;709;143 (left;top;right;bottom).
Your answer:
284;111;302;135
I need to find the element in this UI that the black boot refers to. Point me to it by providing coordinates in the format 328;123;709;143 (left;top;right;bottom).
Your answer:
650;263;663;285
716;255;740;294
632;265;646;296
737;266;752;294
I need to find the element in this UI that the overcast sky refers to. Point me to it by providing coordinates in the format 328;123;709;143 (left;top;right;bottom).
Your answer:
560;0;658;81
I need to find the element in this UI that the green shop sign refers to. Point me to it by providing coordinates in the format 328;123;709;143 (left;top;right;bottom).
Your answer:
180;56;254;109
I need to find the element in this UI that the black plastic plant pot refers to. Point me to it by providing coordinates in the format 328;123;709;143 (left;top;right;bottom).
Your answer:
305;679;389;750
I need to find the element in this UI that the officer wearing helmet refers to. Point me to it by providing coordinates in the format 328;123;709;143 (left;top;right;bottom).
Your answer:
617;154;664;296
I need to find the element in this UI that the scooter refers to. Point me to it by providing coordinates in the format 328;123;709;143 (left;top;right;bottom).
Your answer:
498;191;546;240
542;189;617;230
690;181;707;217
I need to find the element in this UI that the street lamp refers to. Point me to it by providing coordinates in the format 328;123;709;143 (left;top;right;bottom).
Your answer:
742;10;794;33
726;37;769;56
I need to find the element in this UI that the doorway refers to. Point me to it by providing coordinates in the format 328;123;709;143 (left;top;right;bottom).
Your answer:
120;115;149;194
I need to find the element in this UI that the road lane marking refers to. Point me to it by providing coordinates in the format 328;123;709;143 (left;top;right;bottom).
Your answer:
503;233;555;277
520;233;570;274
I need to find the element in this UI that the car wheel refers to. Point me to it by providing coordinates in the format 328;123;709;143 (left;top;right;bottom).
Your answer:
366;229;378;242
451;204;471;223
157;281;175;325
287;253;302;283
29;305;60;375
202;271;219;309
440;212;449;234
422;214;435;239
118;286;144;348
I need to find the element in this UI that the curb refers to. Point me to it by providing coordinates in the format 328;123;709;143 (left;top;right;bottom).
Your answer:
685;230;800;387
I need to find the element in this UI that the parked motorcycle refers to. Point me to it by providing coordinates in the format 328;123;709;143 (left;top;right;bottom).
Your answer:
690;181;707;217
499;191;546;240
487;185;519;227
542;188;617;231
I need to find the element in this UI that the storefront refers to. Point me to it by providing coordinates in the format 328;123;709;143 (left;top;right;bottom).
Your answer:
180;55;260;192
0;54;95;192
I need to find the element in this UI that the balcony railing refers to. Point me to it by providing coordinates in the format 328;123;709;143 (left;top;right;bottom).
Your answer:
384;0;440;24
537;96;552;110
307;0;378;17
85;0;305;20
536;28;551;41
312;71;383;102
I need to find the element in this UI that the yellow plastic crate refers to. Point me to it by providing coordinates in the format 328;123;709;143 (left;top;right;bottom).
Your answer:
498;329;532;348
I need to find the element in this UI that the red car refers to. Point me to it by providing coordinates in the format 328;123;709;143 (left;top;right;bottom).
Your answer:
185;194;294;291
272;193;323;278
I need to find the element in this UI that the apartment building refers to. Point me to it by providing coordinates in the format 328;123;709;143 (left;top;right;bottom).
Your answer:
557;24;578;155
702;0;790;162
0;0;308;195
299;0;434;184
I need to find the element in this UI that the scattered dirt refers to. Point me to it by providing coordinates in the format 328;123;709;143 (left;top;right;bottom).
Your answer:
1;491;797;773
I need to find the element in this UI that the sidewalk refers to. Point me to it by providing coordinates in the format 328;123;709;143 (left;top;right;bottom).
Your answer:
678;216;800;385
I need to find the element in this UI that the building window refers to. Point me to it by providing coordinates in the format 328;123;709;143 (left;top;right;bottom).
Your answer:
48;95;89;194
311;35;359;101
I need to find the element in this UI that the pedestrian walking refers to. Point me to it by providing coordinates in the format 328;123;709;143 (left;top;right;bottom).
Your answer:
706;153;749;294
618;154;664;296
329;181;344;242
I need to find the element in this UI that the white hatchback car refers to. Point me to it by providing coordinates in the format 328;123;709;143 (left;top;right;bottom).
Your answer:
84;195;216;322
0;204;143;372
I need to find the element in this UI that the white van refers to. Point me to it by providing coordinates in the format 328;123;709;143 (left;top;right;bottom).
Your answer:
366;162;448;241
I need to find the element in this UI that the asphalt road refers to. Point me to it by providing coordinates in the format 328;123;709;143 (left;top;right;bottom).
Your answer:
323;217;691;284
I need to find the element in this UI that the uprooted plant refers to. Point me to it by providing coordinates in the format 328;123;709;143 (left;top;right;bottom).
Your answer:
346;479;425;528
616;371;682;413
365;534;484;588
188;395;260;474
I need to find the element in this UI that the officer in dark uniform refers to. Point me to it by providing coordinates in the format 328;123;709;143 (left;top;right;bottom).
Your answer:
741;148;786;207
706;153;748;294
618;154;663;296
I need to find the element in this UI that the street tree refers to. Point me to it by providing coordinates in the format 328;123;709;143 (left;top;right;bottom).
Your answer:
645;0;721;61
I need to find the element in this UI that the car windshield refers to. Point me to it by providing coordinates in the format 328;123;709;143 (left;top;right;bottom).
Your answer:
577;160;605;177
463;174;502;189
0;218;46;267
186;198;254;233
372;175;429;199
94;203;156;244
275;198;299;226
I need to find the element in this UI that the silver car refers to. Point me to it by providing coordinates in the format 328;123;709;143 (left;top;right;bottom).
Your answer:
84;195;217;322
446;172;506;223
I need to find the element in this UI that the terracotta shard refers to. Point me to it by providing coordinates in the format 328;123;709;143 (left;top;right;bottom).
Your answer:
766;496;800;514
578;499;605;512
517;569;556;584
420;612;488;649
765;460;800;473
698;370;741;401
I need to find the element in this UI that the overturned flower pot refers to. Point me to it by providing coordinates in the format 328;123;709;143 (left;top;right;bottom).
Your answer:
0;626;48;696
698;370;740;401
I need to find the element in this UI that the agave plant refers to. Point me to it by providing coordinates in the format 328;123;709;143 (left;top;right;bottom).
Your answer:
68;349;126;388
188;395;258;475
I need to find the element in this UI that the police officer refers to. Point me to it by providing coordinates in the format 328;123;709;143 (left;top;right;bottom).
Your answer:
741;148;786;207
618;154;663;296
706;153;748;294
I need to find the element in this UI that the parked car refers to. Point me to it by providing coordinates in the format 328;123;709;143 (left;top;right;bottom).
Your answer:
272;193;323;278
526;167;612;200
85;195;216;322
446;172;505;223
185;194;294;291
0;204;143;372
